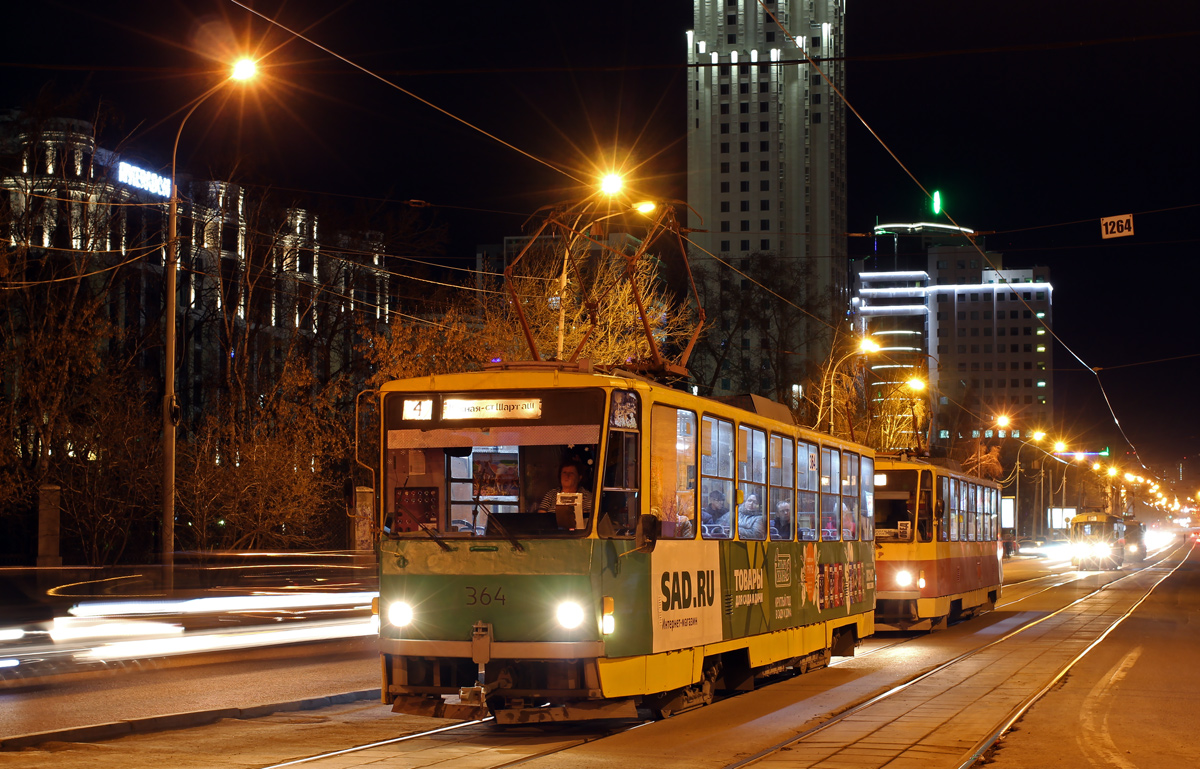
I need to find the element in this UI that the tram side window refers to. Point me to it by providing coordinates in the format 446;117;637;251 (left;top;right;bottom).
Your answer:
841;451;859;541
949;477;960;541
796;440;819;541
769;434;794;541
918;470;934;542
938;475;950;541
600;390;641;537
965;482;976;542
650;405;698;539
737;425;768;540
860;455;874;541
700;415;735;539
820;447;841;541
989;487;998;540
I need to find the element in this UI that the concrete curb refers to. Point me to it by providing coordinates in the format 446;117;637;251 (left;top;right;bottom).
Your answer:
0;688;382;750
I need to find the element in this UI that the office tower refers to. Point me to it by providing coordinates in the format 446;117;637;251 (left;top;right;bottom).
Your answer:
686;0;848;404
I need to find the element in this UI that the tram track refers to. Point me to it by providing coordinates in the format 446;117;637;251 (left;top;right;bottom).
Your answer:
716;540;1194;769
252;712;649;769
259;553;1175;769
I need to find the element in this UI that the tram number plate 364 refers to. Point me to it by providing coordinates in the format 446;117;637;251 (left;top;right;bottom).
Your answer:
1100;214;1134;239
464;586;507;606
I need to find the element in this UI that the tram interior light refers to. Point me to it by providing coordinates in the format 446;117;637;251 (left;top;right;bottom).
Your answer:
388;601;414;627
556;601;585;629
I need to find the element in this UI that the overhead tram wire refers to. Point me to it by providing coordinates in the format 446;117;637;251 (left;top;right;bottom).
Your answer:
760;0;1154;475
225;0;586;187
0;244;163;289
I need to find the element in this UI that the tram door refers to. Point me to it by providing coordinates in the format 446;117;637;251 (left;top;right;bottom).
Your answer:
916;470;934;542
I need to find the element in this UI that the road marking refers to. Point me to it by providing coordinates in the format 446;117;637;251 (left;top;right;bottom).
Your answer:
1077;646;1142;769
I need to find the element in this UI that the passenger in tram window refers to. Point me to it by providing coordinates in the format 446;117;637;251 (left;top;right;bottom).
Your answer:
537;460;595;514
738;494;766;540
840;502;857;540
771;500;792;540
701;488;730;528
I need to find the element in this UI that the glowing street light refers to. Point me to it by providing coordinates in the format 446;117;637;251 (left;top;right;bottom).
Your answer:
600;174;623;195
163;57;258;589
996;415;1010;428
1054;441;1067;453
232;58;257;81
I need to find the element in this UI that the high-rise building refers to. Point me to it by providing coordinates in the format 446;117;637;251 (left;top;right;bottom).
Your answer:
854;223;1055;453
686;1;848;402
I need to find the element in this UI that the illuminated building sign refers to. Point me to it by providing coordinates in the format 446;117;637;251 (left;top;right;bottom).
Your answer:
442;398;542;420
118;161;171;197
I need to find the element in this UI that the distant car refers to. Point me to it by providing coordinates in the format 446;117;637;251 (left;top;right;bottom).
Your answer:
1017;538;1045;556
1043;537;1071;559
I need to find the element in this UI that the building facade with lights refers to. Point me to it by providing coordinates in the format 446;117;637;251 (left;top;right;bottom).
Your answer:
685;0;848;402
0;113;395;420
853;222;1055;453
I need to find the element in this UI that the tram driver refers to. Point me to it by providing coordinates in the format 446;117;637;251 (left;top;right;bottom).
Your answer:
537;460;595;516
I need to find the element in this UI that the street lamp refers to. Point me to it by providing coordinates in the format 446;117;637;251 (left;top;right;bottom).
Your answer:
162;58;258;590
816;337;878;434
905;378;926;453
1014;431;1045;537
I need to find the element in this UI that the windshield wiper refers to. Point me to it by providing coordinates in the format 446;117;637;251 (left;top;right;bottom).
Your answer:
474;498;524;552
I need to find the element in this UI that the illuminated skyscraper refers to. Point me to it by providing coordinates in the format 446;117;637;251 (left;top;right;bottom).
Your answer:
686;1;847;403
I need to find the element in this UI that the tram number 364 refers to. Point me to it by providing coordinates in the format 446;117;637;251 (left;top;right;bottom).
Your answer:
464;586;507;606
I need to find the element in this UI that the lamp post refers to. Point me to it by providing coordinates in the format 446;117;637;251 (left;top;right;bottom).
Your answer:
554;174;625;359
1014;430;1045;538
817;337;878;434
162;58;257;590
904;378;926;454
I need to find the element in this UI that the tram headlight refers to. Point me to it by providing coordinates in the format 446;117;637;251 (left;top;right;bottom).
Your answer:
1071;543;1090;559
895;570;913;587
1127;544;1139;554
1092;543;1112;558
387;601;414;627
556;601;585;629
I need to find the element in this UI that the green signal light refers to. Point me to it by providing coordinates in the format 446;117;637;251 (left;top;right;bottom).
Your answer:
931;191;942;214
1100;446;1110;457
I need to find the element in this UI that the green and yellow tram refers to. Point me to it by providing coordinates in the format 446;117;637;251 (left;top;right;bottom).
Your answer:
371;363;876;723
872;455;1002;631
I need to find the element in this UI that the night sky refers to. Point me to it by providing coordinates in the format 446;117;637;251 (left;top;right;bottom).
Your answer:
4;1;1198;476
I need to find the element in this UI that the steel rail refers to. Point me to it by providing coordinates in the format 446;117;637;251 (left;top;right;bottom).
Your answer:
720;543;1190;769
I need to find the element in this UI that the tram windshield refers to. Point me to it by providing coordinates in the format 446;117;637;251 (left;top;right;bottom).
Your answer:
381;388;611;538
873;469;919;541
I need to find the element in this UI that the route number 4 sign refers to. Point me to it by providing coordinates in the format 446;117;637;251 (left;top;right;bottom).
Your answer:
1100;214;1134;239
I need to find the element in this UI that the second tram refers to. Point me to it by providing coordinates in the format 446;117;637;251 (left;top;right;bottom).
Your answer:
370;363;877;723
872;455;1003;631
1069;512;1126;570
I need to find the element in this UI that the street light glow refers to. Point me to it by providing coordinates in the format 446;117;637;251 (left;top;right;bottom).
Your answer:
600;174;623;195
634;200;656;214
996;415;1010;428
231;58;257;81
1054;441;1067;452
1032;431;1046;441
906;378;926;391
859;337;880;353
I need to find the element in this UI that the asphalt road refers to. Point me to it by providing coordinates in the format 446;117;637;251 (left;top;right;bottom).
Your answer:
0;544;1192;767
987;549;1199;767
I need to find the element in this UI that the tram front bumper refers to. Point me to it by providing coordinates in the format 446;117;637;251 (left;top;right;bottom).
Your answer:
380;637;605;660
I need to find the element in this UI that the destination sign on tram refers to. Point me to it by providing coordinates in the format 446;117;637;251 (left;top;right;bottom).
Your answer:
442;397;543;420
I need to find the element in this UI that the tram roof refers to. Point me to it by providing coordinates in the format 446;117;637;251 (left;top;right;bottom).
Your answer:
377;362;871;452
